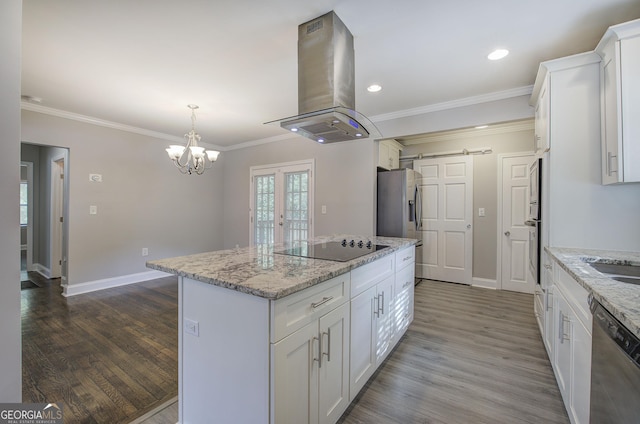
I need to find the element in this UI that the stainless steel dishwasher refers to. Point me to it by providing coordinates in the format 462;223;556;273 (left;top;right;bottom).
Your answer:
589;299;640;423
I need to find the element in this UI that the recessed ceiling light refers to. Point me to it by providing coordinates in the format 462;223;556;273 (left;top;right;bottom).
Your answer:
475;125;489;129
488;49;509;60
290;128;298;132
367;84;382;93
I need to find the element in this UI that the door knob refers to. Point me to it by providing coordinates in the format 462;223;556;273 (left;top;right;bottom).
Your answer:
467;224;471;229
504;231;511;236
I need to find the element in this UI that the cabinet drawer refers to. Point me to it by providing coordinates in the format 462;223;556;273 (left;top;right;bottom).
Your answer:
554;265;592;332
271;274;350;343
395;262;414;294
395;246;415;272
351;254;395;298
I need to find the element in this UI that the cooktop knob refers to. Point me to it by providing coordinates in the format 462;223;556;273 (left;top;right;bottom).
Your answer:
357;240;364;248
349;240;355;247
341;239;347;247
366;240;372;249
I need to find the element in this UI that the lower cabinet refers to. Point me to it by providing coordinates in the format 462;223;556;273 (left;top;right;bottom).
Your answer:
547;262;592;424
349;275;394;399
179;246;415;424
273;302;350;424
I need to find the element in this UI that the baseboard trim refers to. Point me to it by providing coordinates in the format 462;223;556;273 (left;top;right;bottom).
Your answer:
33;263;51;279
62;270;172;297
472;277;497;290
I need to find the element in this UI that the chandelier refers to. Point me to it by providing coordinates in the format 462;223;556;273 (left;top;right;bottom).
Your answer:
165;105;220;175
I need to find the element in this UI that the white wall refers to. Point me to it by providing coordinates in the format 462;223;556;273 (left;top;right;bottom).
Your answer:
21;110;225;293
0;0;22;402
222;136;376;248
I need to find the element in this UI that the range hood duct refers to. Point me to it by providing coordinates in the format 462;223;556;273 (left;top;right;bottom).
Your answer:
266;11;377;143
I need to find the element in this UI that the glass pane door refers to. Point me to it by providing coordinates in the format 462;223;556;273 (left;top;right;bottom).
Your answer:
284;171;309;244
254;174;275;246
250;160;314;247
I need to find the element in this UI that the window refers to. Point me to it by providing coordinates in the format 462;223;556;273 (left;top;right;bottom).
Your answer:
20;182;28;225
250;160;314;246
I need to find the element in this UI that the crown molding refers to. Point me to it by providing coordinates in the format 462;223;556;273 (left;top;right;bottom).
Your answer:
370;85;534;123
397;119;534;146
21;102;226;151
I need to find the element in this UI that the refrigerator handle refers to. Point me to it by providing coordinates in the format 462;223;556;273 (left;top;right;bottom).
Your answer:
414;184;422;230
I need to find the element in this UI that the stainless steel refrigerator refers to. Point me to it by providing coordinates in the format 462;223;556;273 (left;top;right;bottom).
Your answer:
376;169;422;244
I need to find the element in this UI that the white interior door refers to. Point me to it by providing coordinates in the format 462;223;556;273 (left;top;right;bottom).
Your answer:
414;156;473;284
499;154;534;293
50;157;64;279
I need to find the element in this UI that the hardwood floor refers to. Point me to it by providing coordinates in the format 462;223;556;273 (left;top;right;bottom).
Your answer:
337;280;569;424
21;276;178;424
22;276;567;423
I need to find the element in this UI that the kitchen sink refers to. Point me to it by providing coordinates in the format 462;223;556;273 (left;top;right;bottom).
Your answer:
589;262;640;278
611;276;640;285
588;262;640;285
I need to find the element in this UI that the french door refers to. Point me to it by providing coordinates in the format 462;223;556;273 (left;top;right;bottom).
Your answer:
250;160;314;246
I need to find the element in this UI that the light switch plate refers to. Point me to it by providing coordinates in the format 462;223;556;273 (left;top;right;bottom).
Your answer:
478;208;485;217
89;205;98;215
184;319;199;337
89;174;103;182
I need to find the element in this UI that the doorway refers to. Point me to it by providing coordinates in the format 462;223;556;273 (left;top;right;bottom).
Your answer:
19;143;69;287
249;159;315;246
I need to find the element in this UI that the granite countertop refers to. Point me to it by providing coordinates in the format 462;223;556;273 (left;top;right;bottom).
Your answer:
545;247;640;338
146;235;417;300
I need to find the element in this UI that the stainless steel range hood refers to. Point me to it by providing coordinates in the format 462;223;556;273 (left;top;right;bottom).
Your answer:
266;11;377;143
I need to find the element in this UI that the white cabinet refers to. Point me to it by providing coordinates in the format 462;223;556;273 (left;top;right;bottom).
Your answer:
595;19;640;184
273;302;350;424
393;262;414;343
349;245;415;400
534;76;550;152
377;139;402;170
349;275;394;399
550;263;592;424
179;245;415;424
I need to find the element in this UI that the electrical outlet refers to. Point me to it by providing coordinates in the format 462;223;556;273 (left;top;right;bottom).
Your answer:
142;248;149;256
184;319;199;337
89;205;97;215
478;208;485;217
89;174;103;182
322;205;327;214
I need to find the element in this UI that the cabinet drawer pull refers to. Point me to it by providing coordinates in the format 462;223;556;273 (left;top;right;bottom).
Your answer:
311;296;333;309
403;280;411;289
402;255;411;262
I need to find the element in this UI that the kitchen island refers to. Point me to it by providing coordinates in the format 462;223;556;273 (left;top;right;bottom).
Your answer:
147;235;417;424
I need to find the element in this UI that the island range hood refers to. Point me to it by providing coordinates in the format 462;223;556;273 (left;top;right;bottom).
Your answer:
266;11;377;143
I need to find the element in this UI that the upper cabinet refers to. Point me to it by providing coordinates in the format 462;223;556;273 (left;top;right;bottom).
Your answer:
377;139;402;170
534;76;550;153
595;19;640;184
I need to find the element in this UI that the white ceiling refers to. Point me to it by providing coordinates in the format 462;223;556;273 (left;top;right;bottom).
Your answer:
21;0;640;148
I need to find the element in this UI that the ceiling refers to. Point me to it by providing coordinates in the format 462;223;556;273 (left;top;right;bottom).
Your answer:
21;0;640;149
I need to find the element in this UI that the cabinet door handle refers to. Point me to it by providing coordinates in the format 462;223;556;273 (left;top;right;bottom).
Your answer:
312;336;321;368
322;329;331;363
311;296;333;309
607;152;618;176
378;292;385;315
373;296;379;318
546;291;553;312
558;312;571;343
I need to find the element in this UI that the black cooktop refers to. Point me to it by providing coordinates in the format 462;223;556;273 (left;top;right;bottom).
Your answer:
276;240;389;262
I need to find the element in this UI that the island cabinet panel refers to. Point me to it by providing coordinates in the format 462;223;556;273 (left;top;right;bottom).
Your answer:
175;243;415;424
271;274;351;343
180;278;271;424
272;302;350;424
351;253;394;297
